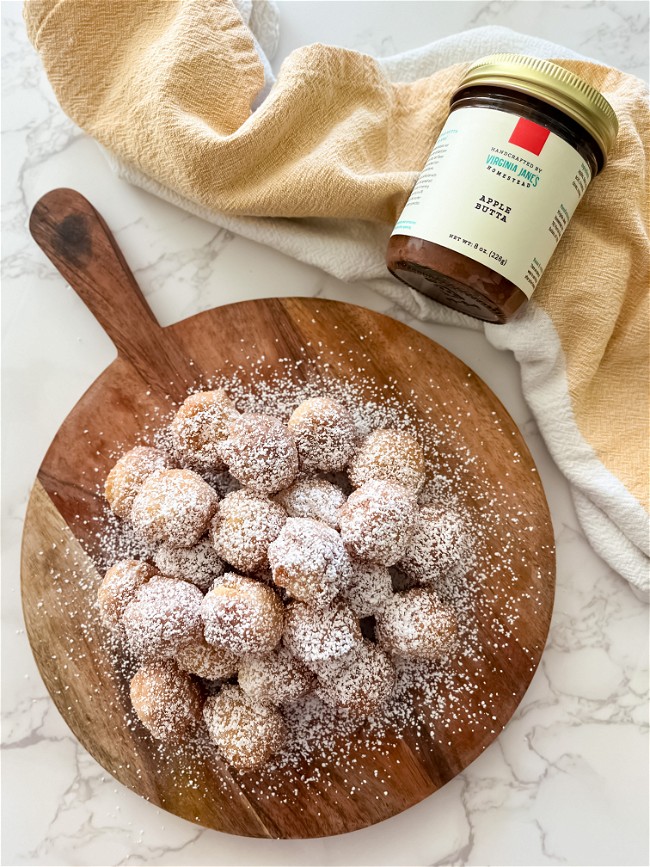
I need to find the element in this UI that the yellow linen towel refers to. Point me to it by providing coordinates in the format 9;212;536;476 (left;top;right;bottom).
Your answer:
24;0;649;594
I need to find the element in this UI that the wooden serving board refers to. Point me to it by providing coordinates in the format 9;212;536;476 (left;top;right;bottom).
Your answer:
21;189;555;839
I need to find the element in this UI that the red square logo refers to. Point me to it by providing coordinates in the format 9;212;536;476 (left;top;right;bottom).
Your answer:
508;117;551;155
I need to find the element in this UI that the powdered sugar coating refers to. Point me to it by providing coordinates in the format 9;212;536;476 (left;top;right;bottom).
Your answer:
170;389;239;470
283;601;363;665
131;469;218;549
154;537;224;592
211;490;286;573
105;446;174;520
268;517;350;605
201;573;284;655
97;559;156;626
398;504;472;584
220;413;298;495
287;397;358;473
316;640;396;716
338;479;418;566
342;559;393;618
275;478;346;529
130;659;203;742
176;636;240;680
203;684;285;771
122;575;204;659
238;647;314;706
348;428;426;492
375;587;458;660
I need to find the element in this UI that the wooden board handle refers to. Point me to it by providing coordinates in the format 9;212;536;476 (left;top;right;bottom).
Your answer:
29;188;196;397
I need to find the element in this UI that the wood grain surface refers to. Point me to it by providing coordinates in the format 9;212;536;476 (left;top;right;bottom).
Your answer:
21;189;555;839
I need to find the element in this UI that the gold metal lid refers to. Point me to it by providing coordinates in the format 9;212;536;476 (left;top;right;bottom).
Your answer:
452;53;618;164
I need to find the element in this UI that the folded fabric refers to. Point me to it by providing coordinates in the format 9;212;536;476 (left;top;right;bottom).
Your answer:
24;1;649;596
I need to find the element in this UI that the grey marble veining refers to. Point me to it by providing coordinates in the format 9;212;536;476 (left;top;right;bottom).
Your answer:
2;2;648;865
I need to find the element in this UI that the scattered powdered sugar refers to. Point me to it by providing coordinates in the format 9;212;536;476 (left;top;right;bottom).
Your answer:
274;478;346;529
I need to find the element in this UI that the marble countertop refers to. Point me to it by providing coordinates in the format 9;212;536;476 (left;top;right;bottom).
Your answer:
2;2;648;865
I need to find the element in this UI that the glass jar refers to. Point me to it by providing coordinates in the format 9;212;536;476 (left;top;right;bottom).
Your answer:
386;54;618;323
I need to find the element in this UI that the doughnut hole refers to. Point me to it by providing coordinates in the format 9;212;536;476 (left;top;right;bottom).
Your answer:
283;600;362;667
348;428;426;492
203;684;285;771
238;647;314;706
268;517;350;605
287;397;357;473
315;640;396;716
275;478;346;529
105;446;174;519
220;413;298;495
201;573;284;655
170;389;238;470
398;504;472;584
97;559;156;627
131;469;218;548
122;575;204;659
130;659;203;743
211;490;286;574
176;636;240;680
342;559;393;619
375;587;458;660
338;479;418;566
154;536;224;592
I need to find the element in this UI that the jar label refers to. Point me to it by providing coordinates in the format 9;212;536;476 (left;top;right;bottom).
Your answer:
391;105;592;299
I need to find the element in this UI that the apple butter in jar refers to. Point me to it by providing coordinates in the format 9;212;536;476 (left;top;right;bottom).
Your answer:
386;54;618;323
